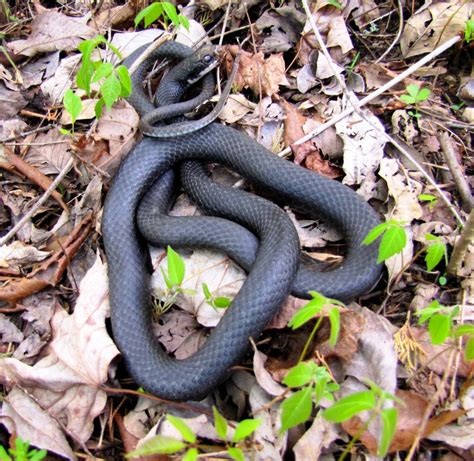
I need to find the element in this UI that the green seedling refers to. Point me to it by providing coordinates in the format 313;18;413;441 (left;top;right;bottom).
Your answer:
400;84;431;118
135;2;189;30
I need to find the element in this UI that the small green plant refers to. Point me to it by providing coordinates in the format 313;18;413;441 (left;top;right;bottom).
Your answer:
346;51;360;75
322;381;400;457
59;89;82;136
0;437;47;461
464;19;474;43
399;84;431;118
424;233;448;272
362;220;407;263
326;0;343;9
280;363;339;432
60;35;132;133
418;193;438;209
135;2;190;30
453;324;474;361
202;282;232;309
126;409;261;460
416;300;459;345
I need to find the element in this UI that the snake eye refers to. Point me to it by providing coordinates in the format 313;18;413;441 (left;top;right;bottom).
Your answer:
203;54;213;63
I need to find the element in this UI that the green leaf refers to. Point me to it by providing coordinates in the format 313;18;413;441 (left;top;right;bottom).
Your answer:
94;98;105;119
59;127;71;135
100;74;122;110
28;450;47;461
415;300;443;324
182;448;198;461
280;387;313;432
362;222;390;245
213;297;231;308
178;15;190;31
425;241;446;271
326;0;342;8
406;84;421;98
213;406;228;440
378;225;407;262
63;89;82;124
0;446;12;461
400;94;416;104
167;415;196;443
202;283;212;300
288;295;324;329
135;3;164;28
378;407;398;456
92;62;114;82
428;313;451;345
167;246;185;287
328;307;340;346
162;2;179;25
232;418;262;443
76;63;94;94
464;337;474;361
283;362;316;388
227;447;245;461
116;65;132;97
322;391;376;423
126;435;185;457
453;324;474;337
417;87;431;101
418;194;437;204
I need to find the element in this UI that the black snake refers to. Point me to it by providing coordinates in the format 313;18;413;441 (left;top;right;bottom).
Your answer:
102;41;382;401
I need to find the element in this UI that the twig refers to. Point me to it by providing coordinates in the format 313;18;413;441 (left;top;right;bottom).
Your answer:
438;131;473;212
0;157;74;246
277;35;462;157
0;124;53;143
375;0;404;63
447;209;474;276
127;33;172;77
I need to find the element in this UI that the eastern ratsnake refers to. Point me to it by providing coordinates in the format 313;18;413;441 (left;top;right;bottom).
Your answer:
102;41;382;401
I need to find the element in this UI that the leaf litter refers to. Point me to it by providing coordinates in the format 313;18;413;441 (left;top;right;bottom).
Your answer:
0;0;473;459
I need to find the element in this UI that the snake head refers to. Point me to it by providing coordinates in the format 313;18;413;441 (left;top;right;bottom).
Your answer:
185;44;220;85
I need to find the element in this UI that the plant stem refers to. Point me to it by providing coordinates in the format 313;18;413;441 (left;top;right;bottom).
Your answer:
298;316;323;363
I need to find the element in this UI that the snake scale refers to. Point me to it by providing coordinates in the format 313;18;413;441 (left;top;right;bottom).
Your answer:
102;41;382;401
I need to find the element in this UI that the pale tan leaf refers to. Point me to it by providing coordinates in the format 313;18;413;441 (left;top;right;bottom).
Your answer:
8;11;96;57
1;388;76;460
0;255;119;442
0;241;50;269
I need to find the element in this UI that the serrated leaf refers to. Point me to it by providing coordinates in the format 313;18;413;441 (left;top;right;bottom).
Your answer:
425;241;445;271
213;406;228;440
63;89;82;124
280;387;313;432
283;362;315;388
92;62;114;83
116;65;132;97
167;415;196;443
101;74;122;110
227;447;245;461
126;435;185;457
428;313;451;345
378;407;398;456
362;222;390;245
182;448;198;461
322;391;376;423
378;225;407;262
167;246;185;287
464;337;474;361
232;418;262;443
328;307;340;346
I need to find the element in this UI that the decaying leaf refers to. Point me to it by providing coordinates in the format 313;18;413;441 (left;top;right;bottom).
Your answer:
225;45;289;97
8;11;96;57
0;241;50;269
0;255;119;443
400;2;473;58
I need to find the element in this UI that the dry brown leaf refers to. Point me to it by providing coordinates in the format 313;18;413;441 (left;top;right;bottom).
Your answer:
252;349;286;396
0;84;28;120
225;46;289;97
0;255;119;443
25;129;72;175
1;388;76;460
400;2;473;58
8;11;96;57
0;312;24;343
0;241;50;269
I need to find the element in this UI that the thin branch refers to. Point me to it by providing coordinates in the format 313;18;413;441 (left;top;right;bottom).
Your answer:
375;0;404;64
447;209;474;276
0;157;74;246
